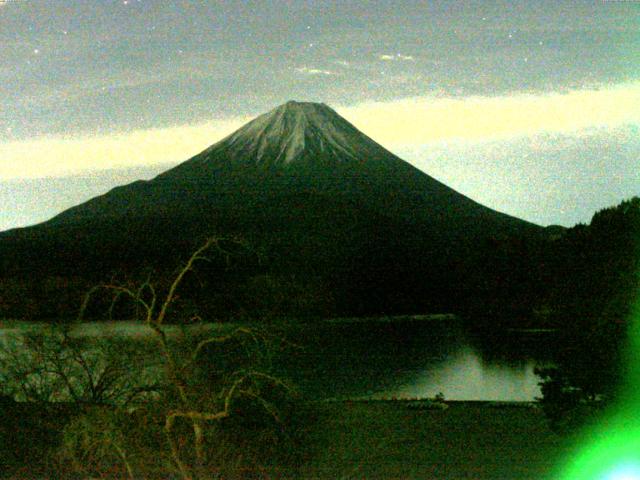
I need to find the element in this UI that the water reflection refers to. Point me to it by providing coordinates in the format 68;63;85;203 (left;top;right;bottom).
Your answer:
390;345;541;401
278;320;554;401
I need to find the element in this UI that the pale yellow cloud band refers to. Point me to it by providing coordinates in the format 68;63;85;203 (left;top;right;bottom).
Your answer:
340;81;640;146
0;117;251;179
1;82;639;179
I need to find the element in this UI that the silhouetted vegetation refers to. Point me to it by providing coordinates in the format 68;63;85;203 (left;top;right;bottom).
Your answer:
0;202;547;323
535;197;640;431
0;239;306;479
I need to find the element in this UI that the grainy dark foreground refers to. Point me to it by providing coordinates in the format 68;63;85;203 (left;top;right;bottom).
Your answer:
1;398;573;479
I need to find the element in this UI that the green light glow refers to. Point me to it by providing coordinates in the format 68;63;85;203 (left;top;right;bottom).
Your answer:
558;297;640;480
603;463;640;480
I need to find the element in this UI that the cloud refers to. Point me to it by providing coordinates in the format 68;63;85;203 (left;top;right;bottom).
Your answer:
1;81;639;179
0;116;251;179
295;66;335;76
337;81;640;146
379;53;415;61
394;125;640;226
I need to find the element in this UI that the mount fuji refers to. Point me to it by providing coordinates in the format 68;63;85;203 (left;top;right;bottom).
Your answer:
0;101;542;317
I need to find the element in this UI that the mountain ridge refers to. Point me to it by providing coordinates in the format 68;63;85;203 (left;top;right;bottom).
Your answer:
45;101;535;232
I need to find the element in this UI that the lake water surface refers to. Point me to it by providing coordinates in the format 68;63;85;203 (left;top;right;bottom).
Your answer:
276;318;554;401
0;318;554;402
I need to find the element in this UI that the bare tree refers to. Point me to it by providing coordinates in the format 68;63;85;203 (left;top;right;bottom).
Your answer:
78;237;293;480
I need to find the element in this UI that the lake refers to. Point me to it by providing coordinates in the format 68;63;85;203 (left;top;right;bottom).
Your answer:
275;317;555;401
0;318;555;402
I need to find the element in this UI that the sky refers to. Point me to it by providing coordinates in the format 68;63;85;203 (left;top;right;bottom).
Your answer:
0;0;639;231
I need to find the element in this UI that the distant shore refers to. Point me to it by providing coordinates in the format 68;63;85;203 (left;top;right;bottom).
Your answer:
325;313;457;324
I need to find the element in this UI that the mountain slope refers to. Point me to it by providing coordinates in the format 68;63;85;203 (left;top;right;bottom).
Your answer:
46;101;532;233
0;101;543;318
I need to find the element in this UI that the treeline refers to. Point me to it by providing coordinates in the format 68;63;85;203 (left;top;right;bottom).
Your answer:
536;197;640;430
0;197;637;333
0;195;533;322
0;228;338;323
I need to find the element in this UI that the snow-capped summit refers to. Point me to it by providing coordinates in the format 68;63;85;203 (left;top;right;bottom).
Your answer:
220;101;361;165
163;101;394;176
